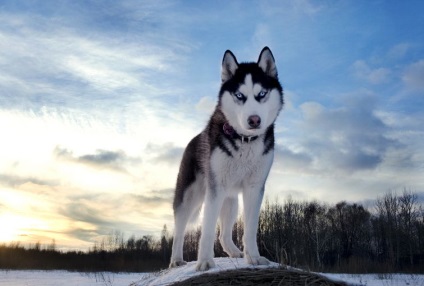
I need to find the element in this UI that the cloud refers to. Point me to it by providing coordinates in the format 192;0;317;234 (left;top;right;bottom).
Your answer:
0;3;194;112
259;0;323;17
274;145;313;173
269;90;423;204
387;43;411;60
297;93;399;174
352;60;391;84
299;102;324;120
62;199;112;228
54;147;141;172
145;143;184;166
59;190;174;243
402;59;424;92
0;174;57;188
195;96;216;114
266;87;423;203
250;23;274;53
292;0;324;15
131;189;174;206
79;151;127;167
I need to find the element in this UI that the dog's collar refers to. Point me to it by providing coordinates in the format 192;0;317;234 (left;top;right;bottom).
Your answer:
222;122;259;143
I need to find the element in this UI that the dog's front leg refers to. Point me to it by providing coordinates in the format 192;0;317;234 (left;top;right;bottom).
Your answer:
242;185;270;265
196;189;224;271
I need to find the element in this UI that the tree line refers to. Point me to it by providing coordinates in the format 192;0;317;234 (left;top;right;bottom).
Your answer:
0;232;168;272
255;190;424;273
173;189;424;273
0;190;423;273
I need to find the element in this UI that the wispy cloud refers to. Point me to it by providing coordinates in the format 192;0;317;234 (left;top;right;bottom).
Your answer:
388;43;411;60
402;59;424;92
0;1;194;113
352;60;391;84
0;174;57;188
59;191;173;243
145;143;184;166
54;147;141;173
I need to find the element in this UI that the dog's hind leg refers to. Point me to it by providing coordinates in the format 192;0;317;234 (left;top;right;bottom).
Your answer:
219;196;243;258
170;181;205;268
169;204;190;268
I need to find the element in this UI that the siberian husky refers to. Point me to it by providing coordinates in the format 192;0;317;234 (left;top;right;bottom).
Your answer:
169;47;284;271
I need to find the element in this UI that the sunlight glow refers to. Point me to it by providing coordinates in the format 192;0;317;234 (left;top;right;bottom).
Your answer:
0;213;42;243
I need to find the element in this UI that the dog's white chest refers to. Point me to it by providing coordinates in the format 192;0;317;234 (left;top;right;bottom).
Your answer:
210;141;272;189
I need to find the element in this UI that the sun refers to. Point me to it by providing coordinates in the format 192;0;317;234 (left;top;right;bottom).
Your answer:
0;213;29;243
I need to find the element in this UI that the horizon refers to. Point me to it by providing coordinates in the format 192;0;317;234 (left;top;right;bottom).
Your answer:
0;0;423;250
0;189;420;252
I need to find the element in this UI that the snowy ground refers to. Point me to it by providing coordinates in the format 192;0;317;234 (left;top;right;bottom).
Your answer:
0;270;143;286
136;258;424;286
323;273;424;286
1;259;424;286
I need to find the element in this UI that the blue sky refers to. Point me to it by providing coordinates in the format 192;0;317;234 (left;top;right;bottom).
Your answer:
0;0;423;249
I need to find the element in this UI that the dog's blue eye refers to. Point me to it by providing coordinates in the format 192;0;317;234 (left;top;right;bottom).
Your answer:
234;92;244;99
258;90;268;98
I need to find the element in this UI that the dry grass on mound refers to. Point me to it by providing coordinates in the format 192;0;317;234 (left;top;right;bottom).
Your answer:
169;267;347;286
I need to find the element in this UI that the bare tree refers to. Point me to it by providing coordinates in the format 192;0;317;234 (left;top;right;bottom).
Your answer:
398;189;419;266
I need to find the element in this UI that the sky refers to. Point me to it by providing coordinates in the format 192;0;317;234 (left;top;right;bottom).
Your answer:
0;0;423;250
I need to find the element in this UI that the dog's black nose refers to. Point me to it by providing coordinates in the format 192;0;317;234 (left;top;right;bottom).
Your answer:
248;115;261;128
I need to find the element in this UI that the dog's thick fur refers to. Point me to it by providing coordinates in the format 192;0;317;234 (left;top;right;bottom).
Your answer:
170;47;283;271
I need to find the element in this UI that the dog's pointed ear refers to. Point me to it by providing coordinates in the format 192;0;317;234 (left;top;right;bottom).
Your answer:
258;46;277;78
222;50;239;82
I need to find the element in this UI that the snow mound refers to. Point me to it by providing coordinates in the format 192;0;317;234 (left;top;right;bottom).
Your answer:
134;257;280;286
132;257;349;286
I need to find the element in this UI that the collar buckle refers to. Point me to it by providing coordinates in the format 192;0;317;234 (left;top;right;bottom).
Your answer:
223;123;258;143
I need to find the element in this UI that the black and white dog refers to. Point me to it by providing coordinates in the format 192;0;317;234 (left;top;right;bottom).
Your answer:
170;47;283;271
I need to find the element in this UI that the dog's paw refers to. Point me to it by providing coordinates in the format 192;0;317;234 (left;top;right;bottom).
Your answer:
245;255;270;266
228;250;243;258
222;243;243;258
169;260;187;268
195;258;215;271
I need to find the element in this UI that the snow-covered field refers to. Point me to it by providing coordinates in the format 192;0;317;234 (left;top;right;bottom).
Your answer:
323;273;424;286
0;270;143;286
1;259;424;286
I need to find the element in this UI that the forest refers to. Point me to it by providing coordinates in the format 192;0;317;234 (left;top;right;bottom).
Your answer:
0;190;423;273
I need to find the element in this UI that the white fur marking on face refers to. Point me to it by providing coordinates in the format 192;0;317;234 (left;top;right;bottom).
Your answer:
239;74;254;98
